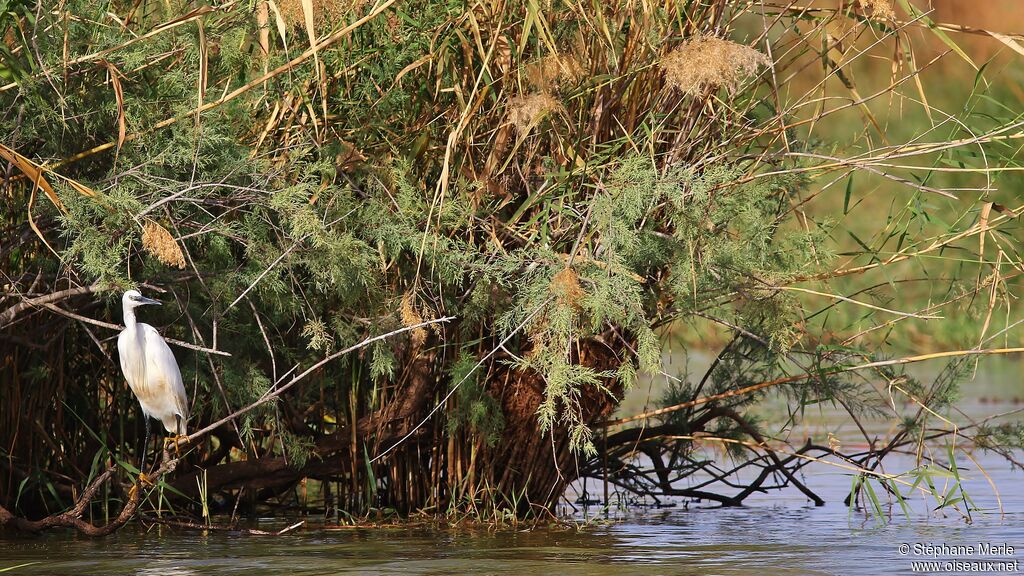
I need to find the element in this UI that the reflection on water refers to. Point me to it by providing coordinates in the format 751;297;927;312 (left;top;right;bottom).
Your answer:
2;359;1022;575
3;505;1023;575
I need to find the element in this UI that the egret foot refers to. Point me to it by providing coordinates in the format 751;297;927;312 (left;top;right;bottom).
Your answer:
164;434;188;457
127;472;153;500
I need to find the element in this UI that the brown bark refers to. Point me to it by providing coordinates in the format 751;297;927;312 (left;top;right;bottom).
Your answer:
482;337;624;510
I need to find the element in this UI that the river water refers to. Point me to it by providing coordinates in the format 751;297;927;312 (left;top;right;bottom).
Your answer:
2;358;1023;575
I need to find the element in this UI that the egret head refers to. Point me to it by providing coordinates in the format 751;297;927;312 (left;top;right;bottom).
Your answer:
122;289;162;309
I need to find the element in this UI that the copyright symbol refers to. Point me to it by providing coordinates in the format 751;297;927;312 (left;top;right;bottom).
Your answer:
898;543;910;555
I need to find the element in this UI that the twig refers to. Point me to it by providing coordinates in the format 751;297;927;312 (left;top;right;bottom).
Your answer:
777;285;941;320
0;284;108;327
145;517;304;535
39;302;230;356
178;316;454;448
601;347;1024;427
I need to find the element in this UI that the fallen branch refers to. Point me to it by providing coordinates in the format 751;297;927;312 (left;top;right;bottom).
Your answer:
0;454;177;535
145;517;304;535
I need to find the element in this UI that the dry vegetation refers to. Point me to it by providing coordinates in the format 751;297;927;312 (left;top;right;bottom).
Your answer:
0;0;1022;534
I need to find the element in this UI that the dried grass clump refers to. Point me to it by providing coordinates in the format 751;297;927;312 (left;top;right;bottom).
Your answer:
507;93;561;133
858;0;896;20
549;267;584;311
275;0;360;28
661;36;770;95
141;221;186;269
400;291;426;347
525;54;585;90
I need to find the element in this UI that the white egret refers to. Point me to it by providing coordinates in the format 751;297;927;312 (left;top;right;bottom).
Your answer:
118;289;189;474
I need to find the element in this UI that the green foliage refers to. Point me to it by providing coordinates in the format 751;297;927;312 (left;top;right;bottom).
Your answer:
4;0;824;466
281;430;317;469
3;0;1020;521
446;353;504;446
58;188;141;287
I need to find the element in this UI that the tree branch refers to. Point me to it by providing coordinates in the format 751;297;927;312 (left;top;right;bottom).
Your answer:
0;284;108;327
176;316;454;449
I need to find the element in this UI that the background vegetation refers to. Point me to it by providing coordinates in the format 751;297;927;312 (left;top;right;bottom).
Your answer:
1;0;1022;532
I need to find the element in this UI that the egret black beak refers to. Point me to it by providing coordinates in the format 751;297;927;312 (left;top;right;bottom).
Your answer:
137;296;162;306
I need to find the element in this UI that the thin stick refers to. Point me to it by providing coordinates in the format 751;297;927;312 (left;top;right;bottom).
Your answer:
601;347;1024;427
38;303;230;356
178;316;454;447
0;284;108;327
777;286;941;320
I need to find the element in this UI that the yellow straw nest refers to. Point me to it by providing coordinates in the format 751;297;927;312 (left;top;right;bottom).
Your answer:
549;267;584;311
859;0;896;20
506;93;562;134
400;291;427;347
660;36;771;96
141;220;186;269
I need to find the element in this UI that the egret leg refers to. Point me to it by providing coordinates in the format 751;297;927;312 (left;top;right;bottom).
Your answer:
131;416;154;497
129;418;147;502
139;416;152;475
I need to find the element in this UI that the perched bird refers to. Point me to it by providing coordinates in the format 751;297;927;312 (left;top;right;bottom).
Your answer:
117;289;188;474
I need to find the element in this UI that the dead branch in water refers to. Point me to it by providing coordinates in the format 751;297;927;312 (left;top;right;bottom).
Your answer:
0;455;173;535
145;517;305;536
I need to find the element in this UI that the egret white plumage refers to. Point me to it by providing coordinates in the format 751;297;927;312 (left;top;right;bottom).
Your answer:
117;289;188;474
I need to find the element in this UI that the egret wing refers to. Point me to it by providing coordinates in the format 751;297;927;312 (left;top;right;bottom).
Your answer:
117;329;146;399
141;324;189;424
